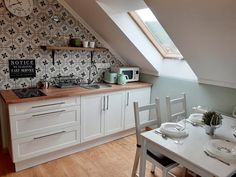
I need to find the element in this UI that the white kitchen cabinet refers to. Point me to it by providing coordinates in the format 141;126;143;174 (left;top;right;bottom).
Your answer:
5;96;81;164
9;97;79;116
81;94;105;142
104;92;124;135
12;126;80;162
10;106;80;139
81;87;151;142
81;91;124;142
124;87;151;129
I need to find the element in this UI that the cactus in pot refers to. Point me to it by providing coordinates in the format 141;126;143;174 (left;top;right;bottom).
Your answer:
202;111;223;135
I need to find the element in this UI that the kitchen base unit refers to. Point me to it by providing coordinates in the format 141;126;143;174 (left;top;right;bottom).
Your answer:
0;82;151;171
14;128;135;171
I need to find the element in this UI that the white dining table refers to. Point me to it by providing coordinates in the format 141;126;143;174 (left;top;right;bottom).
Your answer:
139;115;236;177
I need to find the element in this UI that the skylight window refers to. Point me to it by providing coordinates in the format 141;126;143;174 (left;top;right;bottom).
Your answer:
129;8;183;59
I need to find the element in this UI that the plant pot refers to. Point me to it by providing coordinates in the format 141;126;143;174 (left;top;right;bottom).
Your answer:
205;125;216;136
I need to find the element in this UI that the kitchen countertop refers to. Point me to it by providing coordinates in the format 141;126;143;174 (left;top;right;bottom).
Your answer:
0;82;152;104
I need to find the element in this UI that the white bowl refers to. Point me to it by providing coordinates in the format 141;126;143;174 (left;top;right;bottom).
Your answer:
188;113;204;125
160;122;188;138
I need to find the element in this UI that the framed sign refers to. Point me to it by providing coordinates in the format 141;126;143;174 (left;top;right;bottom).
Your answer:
9;59;36;78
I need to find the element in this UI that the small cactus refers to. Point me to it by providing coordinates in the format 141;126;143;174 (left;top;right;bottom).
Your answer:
202;111;223;126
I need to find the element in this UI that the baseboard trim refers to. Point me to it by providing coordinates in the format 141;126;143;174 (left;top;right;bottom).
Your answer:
15;128;135;172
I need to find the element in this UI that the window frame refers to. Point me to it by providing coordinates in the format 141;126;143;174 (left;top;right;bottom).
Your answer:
129;11;183;59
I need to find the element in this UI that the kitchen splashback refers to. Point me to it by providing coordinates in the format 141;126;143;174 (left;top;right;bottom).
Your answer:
0;0;123;90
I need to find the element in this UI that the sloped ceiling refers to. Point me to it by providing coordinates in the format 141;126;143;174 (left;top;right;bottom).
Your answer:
63;0;158;75
62;0;236;88
145;0;236;88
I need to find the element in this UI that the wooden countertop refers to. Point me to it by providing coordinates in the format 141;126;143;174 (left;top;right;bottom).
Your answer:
0;82;152;104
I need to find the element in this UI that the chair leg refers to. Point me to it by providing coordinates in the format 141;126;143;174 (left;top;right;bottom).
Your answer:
151;164;155;174
131;148;140;177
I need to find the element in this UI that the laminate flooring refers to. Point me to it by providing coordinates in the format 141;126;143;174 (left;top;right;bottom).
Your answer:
0;135;191;177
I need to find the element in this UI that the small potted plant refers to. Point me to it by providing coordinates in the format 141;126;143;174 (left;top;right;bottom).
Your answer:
202;111;223;135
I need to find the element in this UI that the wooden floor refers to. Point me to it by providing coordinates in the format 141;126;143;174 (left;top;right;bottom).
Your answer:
0;135;191;177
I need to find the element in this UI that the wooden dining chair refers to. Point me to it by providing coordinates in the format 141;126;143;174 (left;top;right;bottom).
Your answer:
166;93;187;122
166;93;198;177
131;98;178;177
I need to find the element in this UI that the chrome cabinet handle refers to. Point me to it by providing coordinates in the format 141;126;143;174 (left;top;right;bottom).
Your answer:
32;110;66;117
32;102;65;109
126;92;129;106
103;96;106;111
33;131;66;140
107;96;109;110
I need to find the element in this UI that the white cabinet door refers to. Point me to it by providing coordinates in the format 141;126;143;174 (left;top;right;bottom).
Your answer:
124;87;151;129
12;126;80;162
104;92;124;135
81;94;105;142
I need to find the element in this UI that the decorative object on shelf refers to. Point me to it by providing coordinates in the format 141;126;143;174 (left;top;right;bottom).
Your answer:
4;0;34;17
69;38;82;47
89;41;95;48
202;111;223;136
83;41;89;48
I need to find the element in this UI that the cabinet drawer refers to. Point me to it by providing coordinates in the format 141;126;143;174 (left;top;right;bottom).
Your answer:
12;126;80;162
10;106;80;139
9;97;80;115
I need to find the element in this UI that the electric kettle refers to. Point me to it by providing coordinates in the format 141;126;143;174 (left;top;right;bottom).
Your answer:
117;74;128;85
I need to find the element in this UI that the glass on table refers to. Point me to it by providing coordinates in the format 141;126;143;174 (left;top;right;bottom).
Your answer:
175;115;186;144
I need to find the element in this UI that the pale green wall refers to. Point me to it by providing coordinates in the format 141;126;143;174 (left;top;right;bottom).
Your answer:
140;74;236;122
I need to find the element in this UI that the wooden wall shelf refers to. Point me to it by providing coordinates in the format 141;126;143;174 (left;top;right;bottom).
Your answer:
40;45;108;65
41;46;108;52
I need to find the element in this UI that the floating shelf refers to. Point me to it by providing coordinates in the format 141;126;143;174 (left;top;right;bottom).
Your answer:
40;45;108;65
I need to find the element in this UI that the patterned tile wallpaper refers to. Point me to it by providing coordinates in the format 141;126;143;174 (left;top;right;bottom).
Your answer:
0;0;123;90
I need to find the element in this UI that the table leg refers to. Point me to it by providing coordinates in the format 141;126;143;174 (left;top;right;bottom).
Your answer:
139;137;147;177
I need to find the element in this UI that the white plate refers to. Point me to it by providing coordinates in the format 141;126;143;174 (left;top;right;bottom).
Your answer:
206;139;236;160
188;113;203;125
160;122;188;138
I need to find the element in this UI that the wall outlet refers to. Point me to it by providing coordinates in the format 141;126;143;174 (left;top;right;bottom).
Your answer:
96;63;111;68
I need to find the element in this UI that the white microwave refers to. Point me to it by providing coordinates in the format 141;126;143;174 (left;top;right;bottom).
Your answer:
111;67;139;82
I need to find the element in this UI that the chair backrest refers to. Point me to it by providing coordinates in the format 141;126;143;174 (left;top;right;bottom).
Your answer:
133;98;161;146
166;93;187;122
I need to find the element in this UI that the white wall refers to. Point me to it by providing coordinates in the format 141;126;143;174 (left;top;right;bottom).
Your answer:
145;0;236;88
